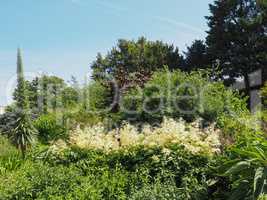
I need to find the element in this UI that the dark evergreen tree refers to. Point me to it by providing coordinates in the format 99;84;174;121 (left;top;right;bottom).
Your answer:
206;0;267;108
184;40;210;71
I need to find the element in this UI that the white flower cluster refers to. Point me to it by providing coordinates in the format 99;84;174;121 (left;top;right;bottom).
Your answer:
67;118;221;156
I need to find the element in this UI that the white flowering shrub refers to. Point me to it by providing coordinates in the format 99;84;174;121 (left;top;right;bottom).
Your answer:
68;118;221;155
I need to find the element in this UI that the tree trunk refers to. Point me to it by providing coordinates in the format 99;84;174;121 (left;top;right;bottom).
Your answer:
244;73;251;111
110;84;121;113
20;144;26;159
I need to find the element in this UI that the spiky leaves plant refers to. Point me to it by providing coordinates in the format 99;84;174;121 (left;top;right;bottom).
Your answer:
11;49;37;158
11;111;36;158
16;48;28;109
219;133;267;200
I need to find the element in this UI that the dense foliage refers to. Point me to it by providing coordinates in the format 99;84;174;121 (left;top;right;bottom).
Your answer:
122;69;247;124
91;37;184;83
0;138;219;200
184;40;209;71
34;113;67;143
1;1;267;198
206;0;267;95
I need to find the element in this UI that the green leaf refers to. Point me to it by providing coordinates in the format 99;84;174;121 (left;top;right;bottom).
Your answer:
233;148;262;160
224;161;251;176
254;147;266;161
217;159;240;175
254;167;267;199
228;180;250;200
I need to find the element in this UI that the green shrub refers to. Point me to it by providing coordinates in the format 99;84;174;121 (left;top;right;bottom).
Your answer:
0;144;218;200
0;162;80;200
0;112;19;135
129;180;181;200
122;69;247;124
0;136;17;157
0;136;23;174
63;144;216;199
34;114;67;143
217;132;267;200
261;82;267;108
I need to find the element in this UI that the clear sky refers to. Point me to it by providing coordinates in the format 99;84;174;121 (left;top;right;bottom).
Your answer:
0;0;213;106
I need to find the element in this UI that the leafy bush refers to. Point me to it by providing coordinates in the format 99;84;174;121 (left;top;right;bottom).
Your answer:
217;131;267;200
34;113;67;143
217;110;261;142
261;82;267;108
122;69;247;124
260;83;267;133
61;86;79;108
129;180;182;200
0;112;19;135
0;136;23;174
0;143;218;200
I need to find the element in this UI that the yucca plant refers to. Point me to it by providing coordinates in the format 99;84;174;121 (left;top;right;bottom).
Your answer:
11;111;36;158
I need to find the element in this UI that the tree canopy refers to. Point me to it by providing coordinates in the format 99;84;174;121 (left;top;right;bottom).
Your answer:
90;37;184;112
91;37;184;85
206;0;267;87
184;40;210;71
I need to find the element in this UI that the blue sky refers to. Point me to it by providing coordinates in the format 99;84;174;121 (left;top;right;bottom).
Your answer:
0;0;213;105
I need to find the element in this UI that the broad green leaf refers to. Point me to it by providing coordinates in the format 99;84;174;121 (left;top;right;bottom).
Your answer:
217;159;240;175
233;148;262;160
254;147;266;161
228;180;250;200
224;161;250;176
254;167;267;199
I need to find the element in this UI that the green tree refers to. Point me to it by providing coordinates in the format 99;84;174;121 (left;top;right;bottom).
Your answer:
184;40;210;71
11;49;36;158
91;37;184;112
206;0;267;108
122;69;247;124
37;75;66;113
61;87;79;108
92;37;183;82
23;75;66;113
